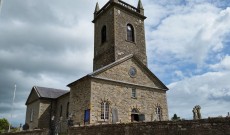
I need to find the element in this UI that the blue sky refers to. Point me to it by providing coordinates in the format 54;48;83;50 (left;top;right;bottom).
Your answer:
0;0;229;127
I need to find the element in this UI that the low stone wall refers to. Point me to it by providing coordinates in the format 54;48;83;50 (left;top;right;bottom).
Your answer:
0;129;49;135
2;118;230;135
69;118;230;135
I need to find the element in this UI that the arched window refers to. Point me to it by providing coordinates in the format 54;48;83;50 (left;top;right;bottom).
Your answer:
156;106;162;121
101;25;107;44
127;24;134;42
60;105;62;117
101;101;109;120
66;102;69;118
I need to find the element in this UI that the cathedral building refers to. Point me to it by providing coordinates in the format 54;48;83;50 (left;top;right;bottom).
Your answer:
25;0;169;133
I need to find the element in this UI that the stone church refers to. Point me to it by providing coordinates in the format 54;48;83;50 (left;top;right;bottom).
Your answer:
25;0;169;133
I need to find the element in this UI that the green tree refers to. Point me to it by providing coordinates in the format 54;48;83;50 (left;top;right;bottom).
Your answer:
0;118;9;133
171;114;181;121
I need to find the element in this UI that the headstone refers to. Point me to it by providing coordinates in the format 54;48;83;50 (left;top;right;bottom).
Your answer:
112;108;118;123
19;124;22;131
22;123;29;130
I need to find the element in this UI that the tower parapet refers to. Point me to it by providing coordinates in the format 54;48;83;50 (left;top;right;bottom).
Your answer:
93;0;147;71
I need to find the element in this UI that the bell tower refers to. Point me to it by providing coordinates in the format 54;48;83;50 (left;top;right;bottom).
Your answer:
93;0;147;71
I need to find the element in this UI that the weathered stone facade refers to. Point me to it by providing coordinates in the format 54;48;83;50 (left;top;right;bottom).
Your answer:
25;87;69;133
68;55;169;125
54;93;70;134
93;3;115;71
93;1;147;71
25;100;40;129
90;57;168;123
90;79;168;123
38;100;52;129
69;78;91;126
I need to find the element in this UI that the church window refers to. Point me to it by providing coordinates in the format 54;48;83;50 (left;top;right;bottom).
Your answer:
129;67;137;77
60;105;63;117
127;24;134;42
30;109;34;122
101;25;107;44
131;88;136;98
156;106;162;121
66;102;69;118
101;101;109;120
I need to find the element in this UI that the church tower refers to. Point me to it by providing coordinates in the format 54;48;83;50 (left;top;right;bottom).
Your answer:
93;0;147;71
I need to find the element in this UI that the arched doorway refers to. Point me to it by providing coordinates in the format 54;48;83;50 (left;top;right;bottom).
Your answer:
131;108;139;122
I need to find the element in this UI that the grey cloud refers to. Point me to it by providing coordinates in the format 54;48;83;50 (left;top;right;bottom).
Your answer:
208;94;230;102
0;0;96;126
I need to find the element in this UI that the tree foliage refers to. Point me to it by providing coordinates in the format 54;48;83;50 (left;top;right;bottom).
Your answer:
0;118;9;133
171;114;181;121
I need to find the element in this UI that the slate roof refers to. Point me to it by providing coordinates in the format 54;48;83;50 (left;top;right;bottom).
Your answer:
25;86;69;105
34;86;69;99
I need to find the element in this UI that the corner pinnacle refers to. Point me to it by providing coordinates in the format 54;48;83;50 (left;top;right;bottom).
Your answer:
94;2;100;14
137;0;144;10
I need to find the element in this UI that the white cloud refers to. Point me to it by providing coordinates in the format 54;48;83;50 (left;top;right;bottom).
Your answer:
210;55;230;70
174;70;185;79
147;4;230;66
168;71;230;119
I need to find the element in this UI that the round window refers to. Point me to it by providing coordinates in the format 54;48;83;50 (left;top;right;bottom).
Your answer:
129;67;137;77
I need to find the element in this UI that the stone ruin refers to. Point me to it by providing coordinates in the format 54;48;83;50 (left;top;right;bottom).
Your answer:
193;105;201;120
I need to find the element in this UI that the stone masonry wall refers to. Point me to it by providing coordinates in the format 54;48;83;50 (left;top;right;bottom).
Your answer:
54;93;70;133
93;2;148;71
69;78;91;126
1;129;49;135
96;58;159;88
93;5;115;71
25;100;40;130
90;78;168;124
38;100;51;129
69;118;230;135
3;118;230;135
114;5;147;65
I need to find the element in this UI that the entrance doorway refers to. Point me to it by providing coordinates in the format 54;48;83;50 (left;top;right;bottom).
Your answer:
131;108;139;122
131;114;139;122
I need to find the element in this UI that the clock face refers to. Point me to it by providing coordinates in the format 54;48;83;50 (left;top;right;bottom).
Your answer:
129;67;137;77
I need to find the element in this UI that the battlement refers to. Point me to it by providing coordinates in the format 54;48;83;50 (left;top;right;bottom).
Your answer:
117;0;140;13
94;0;144;20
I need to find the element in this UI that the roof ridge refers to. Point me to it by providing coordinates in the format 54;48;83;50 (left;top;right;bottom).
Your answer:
36;86;68;91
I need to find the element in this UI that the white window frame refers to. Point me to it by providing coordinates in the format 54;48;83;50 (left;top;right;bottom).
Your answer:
131;88;136;98
101;102;109;121
156;106;162;121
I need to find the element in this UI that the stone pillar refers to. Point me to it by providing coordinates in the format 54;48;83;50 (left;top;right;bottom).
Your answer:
193;105;201;120
192;107;198;120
